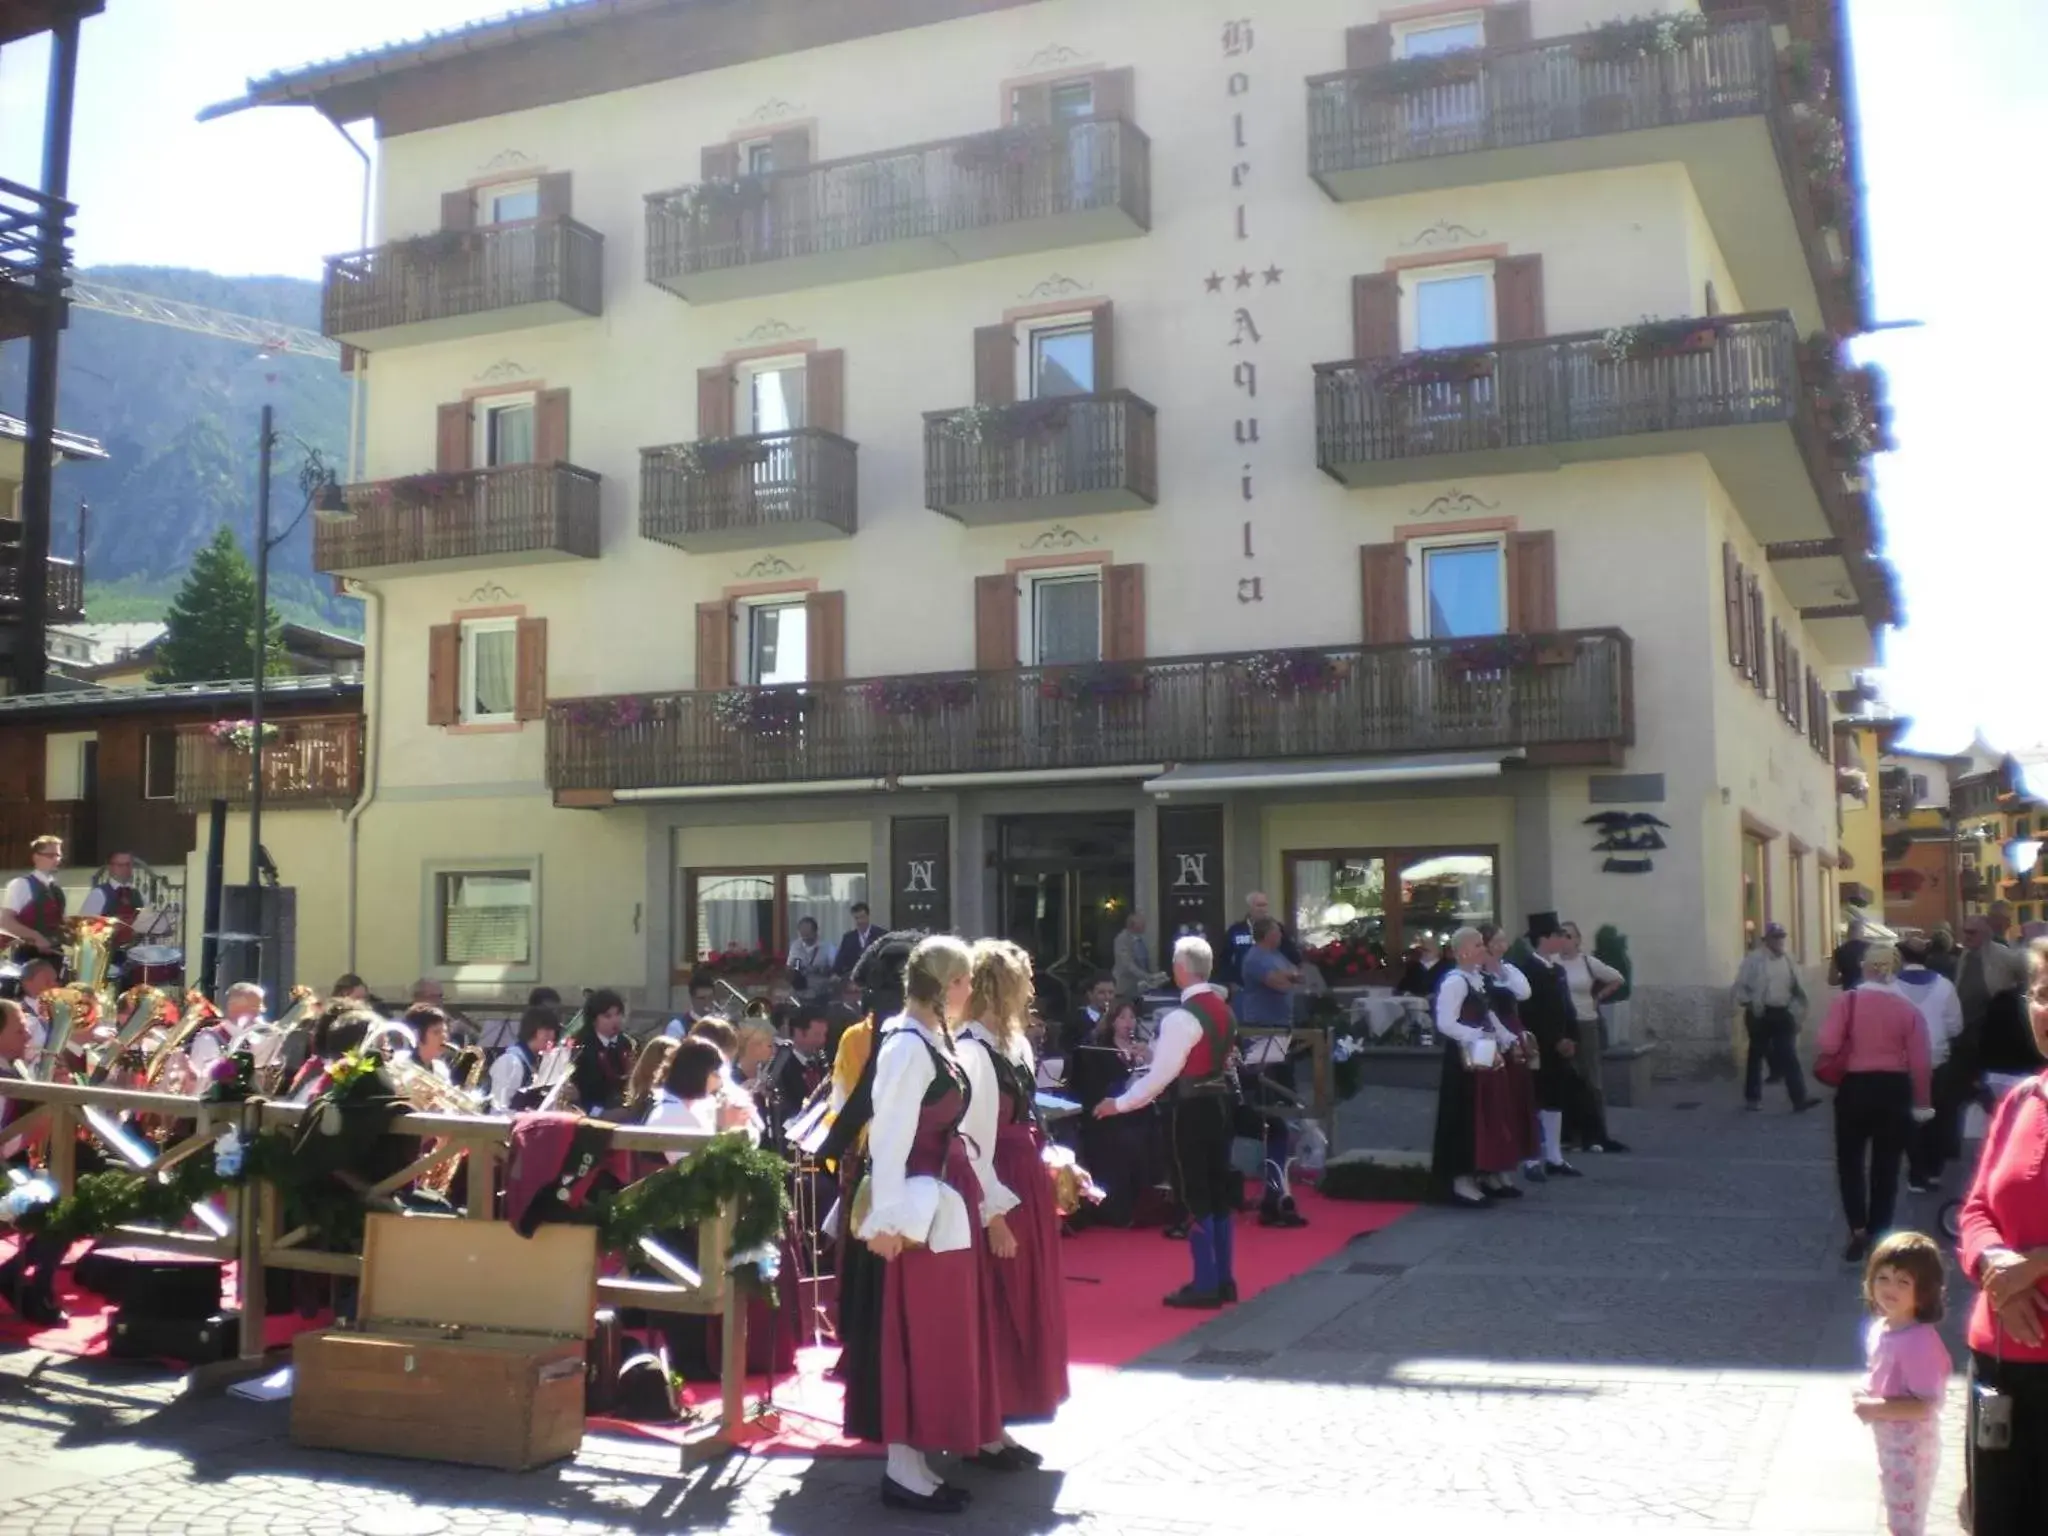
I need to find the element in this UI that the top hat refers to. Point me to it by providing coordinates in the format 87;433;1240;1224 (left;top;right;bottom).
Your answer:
1526;911;1562;942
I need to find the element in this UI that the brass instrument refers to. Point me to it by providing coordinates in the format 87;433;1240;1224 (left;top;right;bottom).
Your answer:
35;986;98;1081
715;977;753;1022
381;1050;487;1202
140;990;220;1088
62;916;117;995
253;986;321;1096
85;985;176;1083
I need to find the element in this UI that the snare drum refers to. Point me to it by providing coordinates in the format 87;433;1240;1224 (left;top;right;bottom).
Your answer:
125;944;185;986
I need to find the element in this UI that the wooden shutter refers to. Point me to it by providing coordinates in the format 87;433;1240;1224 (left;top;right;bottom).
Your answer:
701;142;740;181
974;324;1017;406
440;190;476;230
427;624;461;727
806;349;845;435
768;127;811;169
695;600;734;691
1769;618;1784;704
1506;530;1557;635
1090;304;1115;393
806;590;847;682
1090;66;1135;120
1353;273;1400;360
1346;23;1392;69
697;365;736;439
1746;577;1766;691
535;172;572;220
1484;2;1534;48
1104;563;1146;662
534;388;570;464
1788;648;1804;728
1494;255;1546;343
1360;543;1409;645
974;574;1018;671
435;402;472;473
1010;82;1052;126
1723;544;1746;670
514;618;548;722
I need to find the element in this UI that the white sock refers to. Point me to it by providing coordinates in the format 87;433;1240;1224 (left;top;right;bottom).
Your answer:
886;1444;939;1495
1540;1111;1564;1166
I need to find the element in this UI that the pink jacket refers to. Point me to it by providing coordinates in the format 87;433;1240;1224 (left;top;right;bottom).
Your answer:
1815;987;1931;1107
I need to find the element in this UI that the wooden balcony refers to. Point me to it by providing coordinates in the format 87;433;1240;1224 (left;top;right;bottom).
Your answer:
646;116;1151;304
321;217;604;351
924;392;1158;526
0;176;72;344
314;462;602;578
1306;14;1850;333
0;799;76;863
547;629;1632;796
0;552;84;620
641;429;858;554
174;715;363;813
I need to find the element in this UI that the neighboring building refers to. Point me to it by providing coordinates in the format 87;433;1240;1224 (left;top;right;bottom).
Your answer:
46;621;367;687
2;412;106;678
226;0;1894;1069
1954;740;2048;928
1830;700;1901;929
1879;744;1967;936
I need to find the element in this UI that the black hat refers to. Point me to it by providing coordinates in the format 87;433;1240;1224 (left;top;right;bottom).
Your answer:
1527;911;1562;942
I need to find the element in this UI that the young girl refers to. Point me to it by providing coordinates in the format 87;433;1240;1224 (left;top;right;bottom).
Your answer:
1854;1231;1953;1536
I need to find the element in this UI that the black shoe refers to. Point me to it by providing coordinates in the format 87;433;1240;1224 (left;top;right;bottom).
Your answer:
1545;1161;1584;1178
1793;1099;1821;1114
881;1477;968;1514
1219;1280;1239;1304
1843;1231;1871;1264
1162;1222;1188;1241
1163;1285;1225;1310
966;1444;1040;1472
1;1279;62;1329
1489;1183;1525;1200
1258;1201;1309;1229
1450;1188;1490;1208
1593;1139;1631;1153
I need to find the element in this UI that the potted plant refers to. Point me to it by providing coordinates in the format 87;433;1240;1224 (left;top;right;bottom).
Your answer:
1444;633;1538;676
1374;350;1494;393
1038;662;1150;704
1593;923;1633;1043
943;403;1010;445
1597;315;1723;364
1374;48;1484;93
712;688;809;737
389;471;473;507
1574;11;1711;64
208;720;280;753
1238;649;1351;697
856;676;978;717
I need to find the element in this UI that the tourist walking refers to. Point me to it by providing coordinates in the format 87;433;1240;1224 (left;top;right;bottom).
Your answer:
1733;922;1817;1111
1892;934;1965;1192
1852;1232;1950;1536
1818;945;1932;1263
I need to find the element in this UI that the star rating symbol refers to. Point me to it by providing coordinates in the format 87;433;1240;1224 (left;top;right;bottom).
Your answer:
1203;271;1225;294
1234;267;1256;290
1263;265;1284;286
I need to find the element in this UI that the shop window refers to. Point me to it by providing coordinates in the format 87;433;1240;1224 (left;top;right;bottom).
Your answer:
683;866;868;978
1285;847;1496;980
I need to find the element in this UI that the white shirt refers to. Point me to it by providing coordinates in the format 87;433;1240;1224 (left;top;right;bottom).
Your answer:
954;1020;1024;1223
1893;969;1965;1069
488;1045;534;1112
78;882;133;918
1557;953;1623;1022
1433;969;1522;1047
856;1015;976;1253
1113;984;1225;1114
3;873;59;937
644;1087;722;1159
786;937;826;974
188;1013;263;1072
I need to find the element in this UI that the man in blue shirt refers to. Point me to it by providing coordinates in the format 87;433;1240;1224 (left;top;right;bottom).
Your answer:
1236;918;1307;1228
1220;892;1301;990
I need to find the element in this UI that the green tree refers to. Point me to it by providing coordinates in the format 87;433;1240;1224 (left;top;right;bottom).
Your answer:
148;525;285;683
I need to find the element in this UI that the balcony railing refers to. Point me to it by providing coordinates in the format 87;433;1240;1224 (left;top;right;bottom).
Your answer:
314;462;602;576
641;429;858;553
0;176;72;343
0;800;76;863
924;391;1158;525
174;716;364;812
321;217;605;347
548;630;1632;793
0;553;84;620
646;116;1151;302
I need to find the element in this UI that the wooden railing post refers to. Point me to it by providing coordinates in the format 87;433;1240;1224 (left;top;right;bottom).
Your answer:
235;1099;268;1362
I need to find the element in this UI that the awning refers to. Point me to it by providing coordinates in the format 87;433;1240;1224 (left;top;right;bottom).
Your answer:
1143;750;1520;797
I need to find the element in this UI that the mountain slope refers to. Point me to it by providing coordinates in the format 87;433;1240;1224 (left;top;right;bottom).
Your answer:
0;266;360;633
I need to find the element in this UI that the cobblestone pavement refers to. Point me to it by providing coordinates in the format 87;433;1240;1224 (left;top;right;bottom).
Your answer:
1;1084;1971;1534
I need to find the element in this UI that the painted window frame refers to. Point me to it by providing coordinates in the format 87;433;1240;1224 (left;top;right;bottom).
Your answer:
481;179;541;225
1408;532;1507;641
1017;311;1098;401
678;863;870;982
1400;259;1496;353
737;594;809;687
474;391;537;469
736;354;808;437
459;616;520;726
1017;564;1104;667
1393;10;1487;58
424;855;541;985
142;728;177;802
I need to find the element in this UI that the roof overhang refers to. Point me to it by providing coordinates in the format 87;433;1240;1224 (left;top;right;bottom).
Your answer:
1143;751;1521;797
0;412;107;462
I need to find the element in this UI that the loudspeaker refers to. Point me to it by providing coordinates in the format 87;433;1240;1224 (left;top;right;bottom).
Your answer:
216;884;296;1005
71;1246;224;1318
109;1308;238;1365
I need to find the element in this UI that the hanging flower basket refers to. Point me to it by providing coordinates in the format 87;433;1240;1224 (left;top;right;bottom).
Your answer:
1238;649;1351;697
561;696;663;731
1373;352;1493;393
857;676;978;717
1445;634;1539;677
697;948;776;983
1038;663;1150;704
1837;766;1870;801
1373;49;1484;93
1574;12;1710;64
208;720;280;752
1597;316;1723;364
664;438;768;479
713;688;809;737
953;129;1046;177
387;471;473;508
390;228;485;265
667;177;772;223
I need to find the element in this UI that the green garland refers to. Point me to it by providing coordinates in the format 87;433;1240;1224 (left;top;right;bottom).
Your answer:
591;1132;790;1266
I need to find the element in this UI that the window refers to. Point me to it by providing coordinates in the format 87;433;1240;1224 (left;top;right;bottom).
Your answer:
1020;315;1097;399
43;731;93;800
743;139;777;176
435;866;535;970
482;181;539;224
142;729;176;802
739;357;806;435
1404;263;1494;352
475;394;536;468
1049;81;1096;121
1021;568;1102;666
1397;12;1484;57
1285;848;1497;973
1911;774;1930;803
741;598;808;687
1741;829;1771;948
1412;536;1505;639
1789;847;1809;961
684;866;868;976
461;618;519;724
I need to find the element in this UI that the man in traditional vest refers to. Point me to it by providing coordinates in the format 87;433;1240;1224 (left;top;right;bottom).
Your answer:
1095;934;1241;1310
0;835;67;965
79;850;145;968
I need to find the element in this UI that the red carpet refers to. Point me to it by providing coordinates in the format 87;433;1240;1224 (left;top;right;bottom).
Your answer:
590;1186;1413;1458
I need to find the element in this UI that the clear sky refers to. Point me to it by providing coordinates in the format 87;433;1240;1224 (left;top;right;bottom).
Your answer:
1;0;2041;757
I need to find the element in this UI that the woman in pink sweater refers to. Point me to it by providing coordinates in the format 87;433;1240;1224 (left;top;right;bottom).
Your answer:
1817;944;1931;1263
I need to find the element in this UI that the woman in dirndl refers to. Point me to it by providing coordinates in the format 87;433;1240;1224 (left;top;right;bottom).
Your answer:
1429;926;1531;1207
1479;923;1542;1183
960;939;1070;1457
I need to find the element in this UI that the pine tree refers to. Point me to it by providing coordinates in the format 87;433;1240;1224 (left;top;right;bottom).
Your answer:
148;525;285;683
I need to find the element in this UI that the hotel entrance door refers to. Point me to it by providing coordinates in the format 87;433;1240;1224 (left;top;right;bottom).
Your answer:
997;813;1134;1016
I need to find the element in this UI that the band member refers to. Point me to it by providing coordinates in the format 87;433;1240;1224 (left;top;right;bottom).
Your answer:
569;989;632;1116
79;852;144;960
10;958;59;1067
188;982;265;1071
489;1006;559;1113
961;938;1068;1451
1094;936;1241;1310
1;836;66;964
405;1005;453;1083
851;935;1006;1513
1429;926;1529;1206
767;1003;832;1145
0;998;66;1325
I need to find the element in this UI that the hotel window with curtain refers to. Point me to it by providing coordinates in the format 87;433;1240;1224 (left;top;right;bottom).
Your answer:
683;867;869;975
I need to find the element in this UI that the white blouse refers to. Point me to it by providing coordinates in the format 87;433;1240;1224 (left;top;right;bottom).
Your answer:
644;1087;721;1161
855;1015;986;1253
954;1020;1025;1223
1558;953;1623;1023
1433;969;1522;1047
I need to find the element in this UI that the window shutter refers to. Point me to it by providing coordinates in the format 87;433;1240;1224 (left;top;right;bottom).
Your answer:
1352;273;1400;360
974;574;1018;671
1091;303;1115;393
768;128;811;169
974;323;1017;406
1104;563;1146;662
1769;618;1784;703
535;172;572;220
695;600;734;691
534;388;570;464
806;349;845;436
440;190;476;230
436;402;472;473
1789;648;1804;728
427;624;461;727
1746;577;1766;692
1723;544;1745;669
1506;530;1558;635
1484;2;1534;49
515;617;548;722
1360;543;1409;644
1090;66;1135;120
697;365;736;439
1346;23;1393;69
701;142;740;181
340;344;365;376
1494;254;1546;344
806;590;847;682
1010;82;1053;126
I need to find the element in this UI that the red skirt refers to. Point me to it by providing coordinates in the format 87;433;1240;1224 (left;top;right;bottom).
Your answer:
986;1124;1070;1423
1471;1065;1534;1173
880;1213;1005;1452
1503;1043;1540;1155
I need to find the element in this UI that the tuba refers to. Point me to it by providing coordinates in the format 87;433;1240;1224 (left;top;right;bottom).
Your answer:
140;990;221;1090
85;985;177;1083
35;986;100;1082
62;916;117;996
381;1050;486;1202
